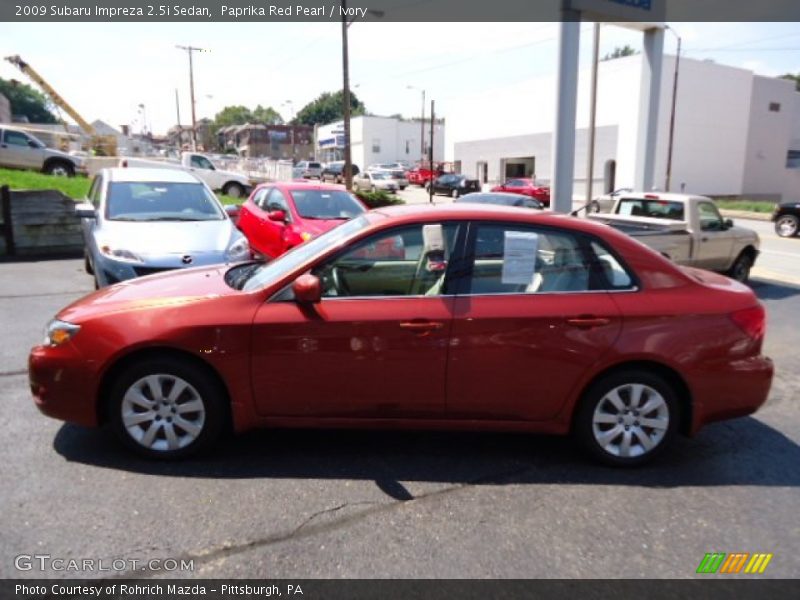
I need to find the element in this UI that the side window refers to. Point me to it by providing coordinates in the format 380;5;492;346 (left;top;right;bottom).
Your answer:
266;189;290;218
313;223;460;298
190;155;214;170
5;130;32;147
698;202;724;231
466;224;633;295
88;176;103;208
253;188;270;209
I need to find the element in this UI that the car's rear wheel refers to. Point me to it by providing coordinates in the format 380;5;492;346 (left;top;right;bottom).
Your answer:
775;214;799;238
109;357;225;459
222;182;245;199
575;370;679;467
44;160;75;177
728;251;754;283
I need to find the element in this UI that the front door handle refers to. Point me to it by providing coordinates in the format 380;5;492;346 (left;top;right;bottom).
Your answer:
566;316;611;329
399;320;444;335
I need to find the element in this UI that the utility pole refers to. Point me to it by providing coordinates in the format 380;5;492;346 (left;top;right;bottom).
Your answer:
665;26;681;192
429;99;434;204
407;86;426;161
176;45;208;152
586;22;600;204
174;89;182;148
341;0;354;190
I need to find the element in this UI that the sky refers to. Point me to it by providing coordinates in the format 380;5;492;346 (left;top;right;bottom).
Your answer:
1;21;798;158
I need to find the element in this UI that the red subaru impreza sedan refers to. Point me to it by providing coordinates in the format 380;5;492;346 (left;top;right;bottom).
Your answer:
29;204;773;465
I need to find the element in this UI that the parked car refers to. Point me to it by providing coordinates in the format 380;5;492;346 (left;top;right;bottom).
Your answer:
0;125;87;177
428;173;480;198
586;192;760;282
320;161;360;184
368;161;412;172
295;161;323;179
237;181;367;258
353;170;399;193
76;168;249;288
385;169;409;190
30;203;773;465
585;188;634;213
120;152;254;199
772;201;800;238
407;165;443;187
490;178;551;205
456;192;544;210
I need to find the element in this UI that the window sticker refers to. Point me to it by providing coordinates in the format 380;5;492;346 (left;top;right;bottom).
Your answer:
501;231;539;285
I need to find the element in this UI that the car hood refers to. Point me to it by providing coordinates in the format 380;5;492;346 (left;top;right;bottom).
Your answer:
98;220;237;256
300;218;348;236
58;264;236;323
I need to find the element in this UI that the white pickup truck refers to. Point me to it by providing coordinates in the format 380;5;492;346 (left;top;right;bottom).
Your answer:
119;152;253;198
586;192;760;282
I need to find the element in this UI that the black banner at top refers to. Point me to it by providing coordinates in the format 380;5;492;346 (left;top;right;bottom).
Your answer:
1;0;799;22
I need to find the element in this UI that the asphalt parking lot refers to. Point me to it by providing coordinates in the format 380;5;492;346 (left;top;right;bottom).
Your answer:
1;240;799;579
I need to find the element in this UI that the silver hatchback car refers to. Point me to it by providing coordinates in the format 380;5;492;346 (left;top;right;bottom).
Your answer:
76;168;250;288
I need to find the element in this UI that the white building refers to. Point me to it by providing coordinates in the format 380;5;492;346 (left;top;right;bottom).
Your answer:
454;55;800;201
316;115;445;169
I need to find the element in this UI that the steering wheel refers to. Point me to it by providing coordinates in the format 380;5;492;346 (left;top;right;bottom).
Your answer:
331;265;351;296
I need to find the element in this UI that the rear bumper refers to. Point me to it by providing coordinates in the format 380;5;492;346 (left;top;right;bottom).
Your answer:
28;344;99;427
688;355;774;434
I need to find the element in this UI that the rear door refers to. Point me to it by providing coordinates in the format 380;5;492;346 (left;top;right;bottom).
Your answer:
446;221;628;421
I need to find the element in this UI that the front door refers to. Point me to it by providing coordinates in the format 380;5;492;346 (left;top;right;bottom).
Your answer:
694;201;736;271
250;221;463;419
446;221;628;421
1;129;43;169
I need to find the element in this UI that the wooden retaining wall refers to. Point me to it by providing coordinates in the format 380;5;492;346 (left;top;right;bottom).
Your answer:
0;186;83;257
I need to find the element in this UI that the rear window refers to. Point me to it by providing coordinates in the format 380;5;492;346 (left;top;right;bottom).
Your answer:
616;198;685;220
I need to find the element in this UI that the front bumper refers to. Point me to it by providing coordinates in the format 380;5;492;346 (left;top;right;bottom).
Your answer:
92;251;234;287
29;343;99;427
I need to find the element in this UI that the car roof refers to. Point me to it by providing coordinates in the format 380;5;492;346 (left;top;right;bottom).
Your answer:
270;180;348;192
103;167;200;184
459;192;536;201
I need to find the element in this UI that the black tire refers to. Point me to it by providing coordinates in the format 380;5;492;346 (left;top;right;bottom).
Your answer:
775;214;799;238
108;356;226;459
727;251;754;283
84;249;94;275
574;369;680;467
222;182;245;199
43;160;75;177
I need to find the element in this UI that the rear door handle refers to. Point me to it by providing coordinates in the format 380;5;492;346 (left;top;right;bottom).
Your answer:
566;316;611;329
400;320;444;334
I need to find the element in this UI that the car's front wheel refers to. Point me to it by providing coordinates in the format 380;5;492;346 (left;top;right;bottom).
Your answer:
775;214;799;238
109;356;226;459
728;251;754;283
574;370;679;467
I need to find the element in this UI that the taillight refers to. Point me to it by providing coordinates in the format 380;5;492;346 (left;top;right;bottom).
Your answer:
730;305;766;340
121;159;128;167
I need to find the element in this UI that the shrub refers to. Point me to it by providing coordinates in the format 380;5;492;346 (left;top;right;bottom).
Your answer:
354;189;404;209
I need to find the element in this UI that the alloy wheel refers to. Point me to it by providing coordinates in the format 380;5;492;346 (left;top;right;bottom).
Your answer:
591;383;669;458
121;374;206;452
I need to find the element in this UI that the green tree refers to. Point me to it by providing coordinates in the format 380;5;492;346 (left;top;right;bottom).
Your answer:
0;77;58;123
293;90;366;126
252;105;283;125
209;104;284;150
602;45;639;61
780;73;800;91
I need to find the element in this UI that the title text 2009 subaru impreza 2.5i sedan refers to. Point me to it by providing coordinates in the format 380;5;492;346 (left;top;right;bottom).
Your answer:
29;204;773;466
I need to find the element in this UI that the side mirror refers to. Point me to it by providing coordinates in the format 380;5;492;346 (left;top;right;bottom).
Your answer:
28;140;40;148
268;209;287;222
724;218;734;229
224;204;241;219
293;273;321;304
75;202;96;219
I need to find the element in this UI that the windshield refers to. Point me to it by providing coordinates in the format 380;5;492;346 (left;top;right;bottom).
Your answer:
292;190;366;220
106;182;224;221
372;172;389;180
242;215;370;291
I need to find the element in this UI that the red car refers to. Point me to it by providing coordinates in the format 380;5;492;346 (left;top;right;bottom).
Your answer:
491;178;551;205
408;166;443;187
29;204;772;465
237;181;367;258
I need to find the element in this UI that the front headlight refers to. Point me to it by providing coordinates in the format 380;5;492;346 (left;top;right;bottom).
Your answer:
226;237;250;261
99;245;143;263
43;319;81;347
